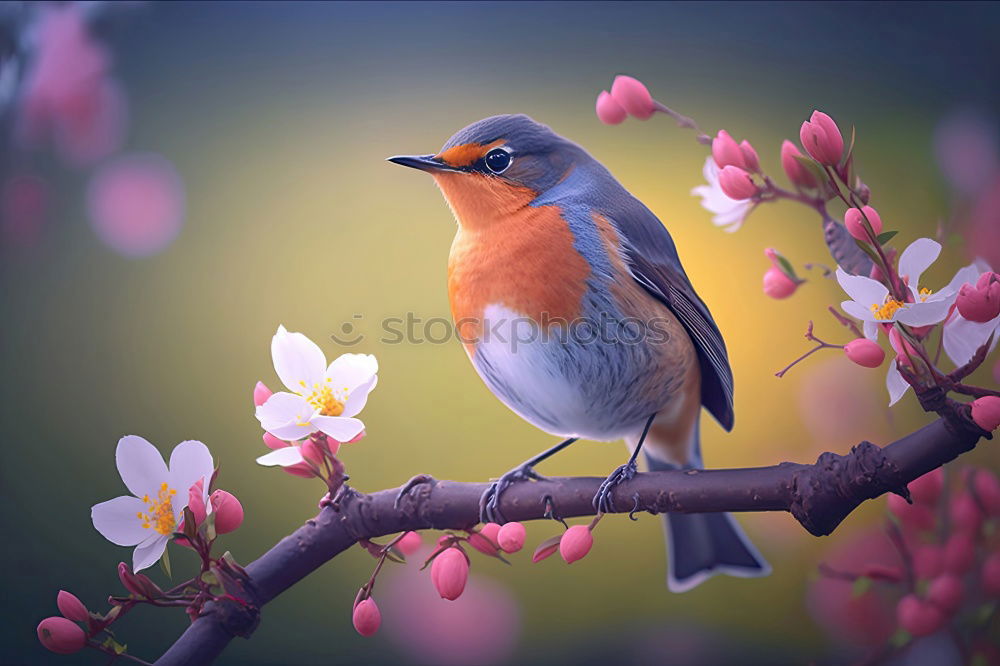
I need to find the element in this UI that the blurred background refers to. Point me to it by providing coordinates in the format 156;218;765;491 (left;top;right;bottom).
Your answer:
2;2;998;664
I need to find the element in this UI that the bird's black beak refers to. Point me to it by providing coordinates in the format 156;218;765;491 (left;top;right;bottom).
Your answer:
386;154;462;173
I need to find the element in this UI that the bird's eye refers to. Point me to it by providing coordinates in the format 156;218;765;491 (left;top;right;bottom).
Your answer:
484;148;512;174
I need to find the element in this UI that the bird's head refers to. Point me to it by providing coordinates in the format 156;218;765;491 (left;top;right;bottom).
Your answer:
388;114;583;229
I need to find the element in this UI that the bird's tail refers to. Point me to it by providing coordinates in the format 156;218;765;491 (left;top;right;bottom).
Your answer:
643;438;771;592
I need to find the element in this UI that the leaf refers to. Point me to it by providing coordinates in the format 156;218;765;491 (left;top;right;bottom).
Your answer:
201;571;219;587
385;547;406;564
531;535;563;563
159;547;172;579
853;238;882;264
776;254;799;281
889;628;911;648
851;576;872;597
876;230;898;245
794;154;829;188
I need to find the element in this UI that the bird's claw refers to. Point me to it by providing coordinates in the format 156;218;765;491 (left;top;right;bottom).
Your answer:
394;474;437;510
592;461;638;514
479;465;546;524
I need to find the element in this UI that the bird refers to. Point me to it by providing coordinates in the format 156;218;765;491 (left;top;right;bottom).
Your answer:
388;114;769;592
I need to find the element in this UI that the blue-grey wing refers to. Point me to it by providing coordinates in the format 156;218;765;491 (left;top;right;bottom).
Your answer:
608;202;735;431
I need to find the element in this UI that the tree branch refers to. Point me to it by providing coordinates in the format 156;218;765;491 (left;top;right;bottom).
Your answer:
154;416;988;665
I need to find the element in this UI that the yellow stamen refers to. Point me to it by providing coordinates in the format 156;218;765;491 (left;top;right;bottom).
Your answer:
305;383;346;417
919;287;933;302
871;299;905;321
136;481;177;535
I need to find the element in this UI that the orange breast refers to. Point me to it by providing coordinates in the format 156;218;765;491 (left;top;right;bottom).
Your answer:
435;172;590;347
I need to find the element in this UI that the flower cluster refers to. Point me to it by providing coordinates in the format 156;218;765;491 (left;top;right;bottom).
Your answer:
809;465;1000;660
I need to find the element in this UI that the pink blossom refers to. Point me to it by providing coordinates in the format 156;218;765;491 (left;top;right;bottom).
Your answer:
983;553;1000;597
896;595;946;637
887;493;935;531
37;617;86;654
912;544;945;580
253;381;273;408
431;548;469;600
711;130;745;169
56;591;89;623
780;140;818;188
927;574;964;615
210;490;244;534
799;110;844;165
352;597;381;636
843;339;885;368
717;165;757;200
559;525;593;564
595;91;626;125
740;140;760;173
87;154;185;257
956;272;1000;322
609;75;654;120
497;522;526;553
970;468;1000;514
396;531;422;556
763;266;798;299
844;206;883;242
943;532;976;573
187;479;207;527
908;468;944;506
478;522;501;546
949;494;984;535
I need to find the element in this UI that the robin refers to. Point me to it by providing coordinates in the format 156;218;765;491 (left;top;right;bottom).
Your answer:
389;114;769;591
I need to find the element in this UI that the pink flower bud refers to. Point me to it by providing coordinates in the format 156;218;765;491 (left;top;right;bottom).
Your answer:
907;468;944;506
956;273;1000;323
559;525;594;564
595;91;626;125
780;140;818;188
799;110;844;166
887;493;936;531
396;531;422;556
718;165;758;200
763;266;798;299
37;617;86;654
896;595;946;637
970;468;1000;515
609;75;654;120
927;574;964;615
497;522;526;553
431;548;469;600
56;590;89;623
283;462;317;479
740;140;760;173
860;564;904;583
843;339;885;368
187;479;206;527
352;597;381;636
983;552;1000;597
711;130;745;169
478;522;501;546
944;532;976;573
209;490;244;534
912;545;945;580
301;438;325;465
253;381;272;407
844;206;884;242
950;494;984;535
467;532;501;556
262;432;288;450
970;396;1000;432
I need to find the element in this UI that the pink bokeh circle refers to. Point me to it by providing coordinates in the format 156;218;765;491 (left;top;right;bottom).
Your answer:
86;153;185;257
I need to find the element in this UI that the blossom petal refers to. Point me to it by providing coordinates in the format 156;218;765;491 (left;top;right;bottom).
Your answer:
256;392;315;440
895;300;951;326
341;376;377;418
132;534;167;573
311;416;365;441
944;315;1000;367
256;446;305;467
325;353;379;393
941;263;982;297
836;269;888;307
116;435;168;499
92;495;150;546
167;440;214;516
271;325;326;394
863;320;880;341
886;363;911;406
897;238;941;288
841;300;877;323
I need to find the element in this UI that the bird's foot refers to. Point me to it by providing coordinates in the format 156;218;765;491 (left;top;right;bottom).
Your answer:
592;461;638;514
479;464;547;524
394;474;437;510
